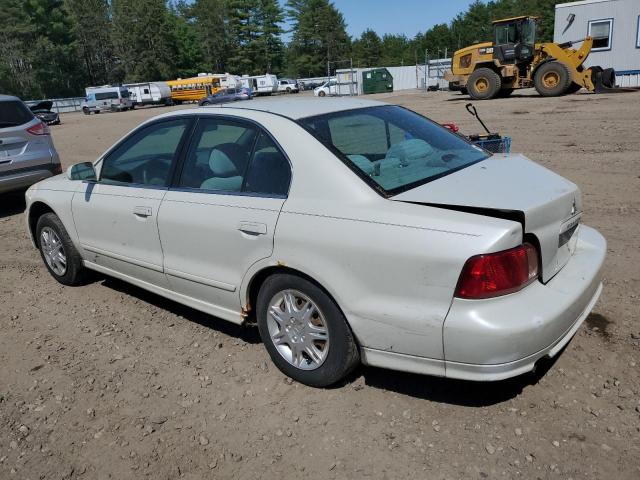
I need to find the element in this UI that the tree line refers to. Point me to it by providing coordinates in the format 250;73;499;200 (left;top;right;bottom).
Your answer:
0;0;558;99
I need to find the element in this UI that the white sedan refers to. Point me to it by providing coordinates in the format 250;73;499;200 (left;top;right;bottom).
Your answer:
25;98;605;387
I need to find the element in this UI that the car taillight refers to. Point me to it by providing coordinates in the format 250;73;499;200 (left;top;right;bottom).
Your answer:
455;243;539;299
26;121;50;136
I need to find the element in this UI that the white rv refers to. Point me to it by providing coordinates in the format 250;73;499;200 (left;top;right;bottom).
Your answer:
241;74;278;95
125;82;172;106
82;86;133;114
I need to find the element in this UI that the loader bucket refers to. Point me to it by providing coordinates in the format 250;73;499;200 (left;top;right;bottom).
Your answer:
591;67;618;93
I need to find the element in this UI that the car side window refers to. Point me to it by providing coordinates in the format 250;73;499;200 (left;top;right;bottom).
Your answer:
244;131;291;197
100;118;190;186
178;118;258;192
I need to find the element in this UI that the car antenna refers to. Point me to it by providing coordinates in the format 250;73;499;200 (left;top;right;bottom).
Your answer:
465;103;491;136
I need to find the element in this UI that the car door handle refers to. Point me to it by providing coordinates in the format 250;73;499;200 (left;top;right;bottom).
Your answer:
238;221;267;236
133;206;152;217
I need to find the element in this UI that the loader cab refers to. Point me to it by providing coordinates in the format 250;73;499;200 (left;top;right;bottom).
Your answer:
492;16;537;65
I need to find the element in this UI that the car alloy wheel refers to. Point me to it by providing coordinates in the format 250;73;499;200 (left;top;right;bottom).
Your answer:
40;226;67;276
266;289;330;370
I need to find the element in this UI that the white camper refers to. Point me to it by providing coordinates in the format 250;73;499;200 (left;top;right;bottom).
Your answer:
241;74;278;95
125;82;172;106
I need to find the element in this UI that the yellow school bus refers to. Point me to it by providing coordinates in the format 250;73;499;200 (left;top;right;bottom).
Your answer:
166;75;225;103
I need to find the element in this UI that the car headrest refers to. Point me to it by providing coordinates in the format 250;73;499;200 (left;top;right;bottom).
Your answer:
385;139;434;165
208;148;238;177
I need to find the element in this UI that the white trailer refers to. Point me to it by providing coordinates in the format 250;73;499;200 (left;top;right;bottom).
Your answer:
125;82;172;106
241;74;278;95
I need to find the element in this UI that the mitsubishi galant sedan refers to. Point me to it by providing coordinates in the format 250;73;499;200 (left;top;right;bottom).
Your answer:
25;98;606;387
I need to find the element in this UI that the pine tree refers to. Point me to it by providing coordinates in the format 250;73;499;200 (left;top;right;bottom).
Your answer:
352;29;382;68
191;0;228;73
111;0;177;82
253;0;285;74
288;0;350;77
65;0;118;86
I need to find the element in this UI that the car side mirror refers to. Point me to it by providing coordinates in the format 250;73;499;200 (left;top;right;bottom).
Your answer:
66;162;96;181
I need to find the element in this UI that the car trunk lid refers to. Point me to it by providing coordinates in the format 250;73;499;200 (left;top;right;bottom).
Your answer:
391;154;582;282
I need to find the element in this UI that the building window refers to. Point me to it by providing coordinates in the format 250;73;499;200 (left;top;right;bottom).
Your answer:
588;18;613;51
637;16;640;48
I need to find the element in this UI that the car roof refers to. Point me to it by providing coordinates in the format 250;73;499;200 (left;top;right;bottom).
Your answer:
218;97;387;120
0;94;21;102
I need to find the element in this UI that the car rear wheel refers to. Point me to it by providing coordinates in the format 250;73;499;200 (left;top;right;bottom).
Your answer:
318;90;326;97
36;213;87;286
201;101;210;106
82;107;90;115
256;273;360;387
467;68;502;100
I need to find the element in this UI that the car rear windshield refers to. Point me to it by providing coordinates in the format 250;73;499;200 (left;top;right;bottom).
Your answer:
299;105;489;195
0;100;34;128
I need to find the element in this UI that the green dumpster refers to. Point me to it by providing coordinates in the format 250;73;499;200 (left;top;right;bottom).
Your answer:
362;68;393;94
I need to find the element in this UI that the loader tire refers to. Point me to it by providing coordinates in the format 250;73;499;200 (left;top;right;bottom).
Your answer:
534;61;572;97
467;68;502;100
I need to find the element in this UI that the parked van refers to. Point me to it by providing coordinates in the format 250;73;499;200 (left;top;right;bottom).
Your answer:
241;74;278;95
125;82;172;106
82;86;133;114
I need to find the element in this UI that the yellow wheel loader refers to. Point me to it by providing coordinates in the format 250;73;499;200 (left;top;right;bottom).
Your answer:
444;16;616;100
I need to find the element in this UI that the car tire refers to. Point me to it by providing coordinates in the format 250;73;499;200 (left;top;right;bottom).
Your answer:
256;273;360;387
286;87;292;93
467;68;502;100
36;213;87;286
82;107;90;115
534;61;572;97
201;101;210;106
318;90;326;97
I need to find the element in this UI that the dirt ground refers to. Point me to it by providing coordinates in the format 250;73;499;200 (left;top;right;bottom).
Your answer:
1;89;639;480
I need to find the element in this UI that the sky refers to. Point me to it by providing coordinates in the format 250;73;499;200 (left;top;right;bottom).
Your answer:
281;0;479;39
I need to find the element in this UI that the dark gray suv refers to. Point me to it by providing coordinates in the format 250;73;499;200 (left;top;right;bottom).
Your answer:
0;94;62;194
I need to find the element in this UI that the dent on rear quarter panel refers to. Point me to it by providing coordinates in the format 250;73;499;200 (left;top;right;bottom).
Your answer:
271;200;522;360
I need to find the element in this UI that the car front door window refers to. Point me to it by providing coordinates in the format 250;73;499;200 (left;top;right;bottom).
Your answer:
100;119;190;186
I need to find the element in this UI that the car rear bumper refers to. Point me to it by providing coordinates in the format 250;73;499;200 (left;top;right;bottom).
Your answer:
0;164;58;194
361;225;606;382
442;225;606;380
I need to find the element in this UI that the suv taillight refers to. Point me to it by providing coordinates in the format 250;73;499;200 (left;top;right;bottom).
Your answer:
26;121;50;136
455;243;539;299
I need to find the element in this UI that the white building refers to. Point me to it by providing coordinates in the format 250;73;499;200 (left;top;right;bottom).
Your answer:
554;0;640;87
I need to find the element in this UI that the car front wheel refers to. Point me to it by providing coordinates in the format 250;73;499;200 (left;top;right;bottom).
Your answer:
256;273;360;387
36;213;87;286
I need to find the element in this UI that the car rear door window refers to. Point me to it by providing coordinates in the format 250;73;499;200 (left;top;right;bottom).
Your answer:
177;119;291;197
100;118;190;186
177;118;258;192
0;101;34;128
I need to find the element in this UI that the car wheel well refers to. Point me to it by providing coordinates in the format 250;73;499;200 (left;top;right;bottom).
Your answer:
28;202;55;246
245;266;360;346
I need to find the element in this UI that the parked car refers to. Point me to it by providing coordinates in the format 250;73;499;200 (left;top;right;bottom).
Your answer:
277;79;299;93
237;87;253;101
199;88;241;106
301;80;324;91
28;101;60;125
314;80;337;97
25;98;605;388
0;95;62;194
82;86;133;114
